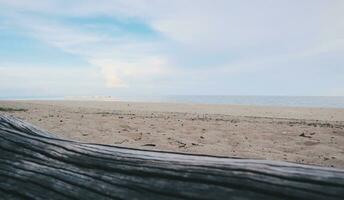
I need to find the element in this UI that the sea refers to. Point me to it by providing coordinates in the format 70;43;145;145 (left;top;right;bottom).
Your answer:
117;95;344;108
3;95;344;109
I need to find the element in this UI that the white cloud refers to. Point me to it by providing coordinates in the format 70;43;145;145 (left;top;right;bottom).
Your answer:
1;0;344;95
4;13;172;88
90;56;171;88
3;0;344;58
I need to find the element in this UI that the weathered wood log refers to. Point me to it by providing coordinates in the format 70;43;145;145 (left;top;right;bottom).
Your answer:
0;114;343;200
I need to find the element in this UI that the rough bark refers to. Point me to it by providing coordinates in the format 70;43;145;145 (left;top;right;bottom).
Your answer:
0;114;343;200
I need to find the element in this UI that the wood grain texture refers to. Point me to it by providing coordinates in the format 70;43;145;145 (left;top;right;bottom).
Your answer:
0;114;343;200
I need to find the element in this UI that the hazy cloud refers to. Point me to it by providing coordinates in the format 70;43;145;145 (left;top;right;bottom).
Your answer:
0;0;343;96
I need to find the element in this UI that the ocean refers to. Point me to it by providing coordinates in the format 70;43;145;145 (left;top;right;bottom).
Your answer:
116;95;344;108
3;95;344;108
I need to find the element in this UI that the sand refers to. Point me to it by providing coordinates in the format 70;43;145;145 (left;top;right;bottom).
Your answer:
1;100;344;168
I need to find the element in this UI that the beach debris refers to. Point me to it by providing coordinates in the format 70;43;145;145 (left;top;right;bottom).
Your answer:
200;136;205;139
176;141;187;148
299;133;312;138
0;107;28;112
60;120;63;123
114;139;128;144
142;144;156;147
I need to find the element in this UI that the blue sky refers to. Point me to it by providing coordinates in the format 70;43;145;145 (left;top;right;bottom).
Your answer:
0;0;343;98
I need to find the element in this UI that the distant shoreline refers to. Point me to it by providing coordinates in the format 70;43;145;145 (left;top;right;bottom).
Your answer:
1;95;344;109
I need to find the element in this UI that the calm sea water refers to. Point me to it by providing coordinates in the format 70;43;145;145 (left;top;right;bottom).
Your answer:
117;96;344;108
3;95;344;108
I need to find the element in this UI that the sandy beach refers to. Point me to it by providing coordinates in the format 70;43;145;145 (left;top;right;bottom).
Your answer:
1;100;344;168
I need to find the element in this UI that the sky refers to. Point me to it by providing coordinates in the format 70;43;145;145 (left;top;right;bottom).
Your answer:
0;0;344;98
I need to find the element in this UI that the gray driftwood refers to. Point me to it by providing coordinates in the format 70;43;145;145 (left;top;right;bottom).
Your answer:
0;114;343;200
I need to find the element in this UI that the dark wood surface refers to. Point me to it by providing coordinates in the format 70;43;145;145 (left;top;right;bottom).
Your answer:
0;114;343;200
